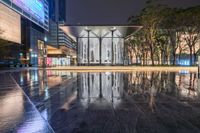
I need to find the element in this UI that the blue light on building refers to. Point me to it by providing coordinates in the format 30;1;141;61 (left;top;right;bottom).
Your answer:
178;59;190;66
176;55;194;66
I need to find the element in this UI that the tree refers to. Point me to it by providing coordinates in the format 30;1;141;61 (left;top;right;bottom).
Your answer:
134;1;167;65
128;1;200;66
126;31;145;65
154;30;170;65
161;8;183;65
180;6;200;65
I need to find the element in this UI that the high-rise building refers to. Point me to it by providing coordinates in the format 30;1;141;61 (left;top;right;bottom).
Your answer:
58;0;67;22
0;0;76;67
46;0;77;66
0;0;49;67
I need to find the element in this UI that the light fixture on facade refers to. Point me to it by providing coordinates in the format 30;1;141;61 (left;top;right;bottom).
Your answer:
85;26;91;31
44;36;47;42
110;27;117;31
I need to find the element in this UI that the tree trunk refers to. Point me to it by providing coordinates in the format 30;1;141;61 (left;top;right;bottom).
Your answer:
143;52;145;66
130;54;133;65
189;47;193;65
172;50;176;65
146;53;148;65
136;55;138;64
179;49;182;62
151;52;154;66
160;51;163;65
193;46;196;65
167;55;170;65
138;55;142;65
158;53;160;65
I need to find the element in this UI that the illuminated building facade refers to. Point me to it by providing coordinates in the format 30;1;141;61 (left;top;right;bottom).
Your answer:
0;0;76;67
78;27;124;65
0;0;49;30
46;0;77;66
65;26;141;66
0;0;49;67
0;3;21;44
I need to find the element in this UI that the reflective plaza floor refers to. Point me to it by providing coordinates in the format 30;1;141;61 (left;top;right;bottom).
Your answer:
1;68;200;133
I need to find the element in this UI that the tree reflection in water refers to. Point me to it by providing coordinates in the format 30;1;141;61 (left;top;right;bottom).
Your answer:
124;71;199;112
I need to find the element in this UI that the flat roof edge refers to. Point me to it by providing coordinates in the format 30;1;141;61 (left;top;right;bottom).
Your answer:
60;24;142;27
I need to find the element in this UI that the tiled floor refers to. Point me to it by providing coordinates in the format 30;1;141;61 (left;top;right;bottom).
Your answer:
0;72;54;133
1;69;200;133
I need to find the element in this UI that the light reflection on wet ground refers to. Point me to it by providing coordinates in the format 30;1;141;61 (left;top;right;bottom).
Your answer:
1;69;200;132
0;73;54;133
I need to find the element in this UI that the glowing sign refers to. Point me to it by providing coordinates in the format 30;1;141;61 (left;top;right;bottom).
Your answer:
0;3;21;43
12;0;45;23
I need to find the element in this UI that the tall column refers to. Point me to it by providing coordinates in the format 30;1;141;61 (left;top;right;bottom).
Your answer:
123;38;125;66
99;37;102;65
86;30;91;65
76;37;79;66
111;31;114;65
110;28;116;65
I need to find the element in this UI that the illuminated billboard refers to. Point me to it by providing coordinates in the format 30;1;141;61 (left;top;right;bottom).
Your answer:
0;3;21;43
12;0;45;23
0;0;49;30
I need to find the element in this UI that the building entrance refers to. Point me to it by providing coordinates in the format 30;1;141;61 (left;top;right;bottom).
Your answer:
77;27;124;65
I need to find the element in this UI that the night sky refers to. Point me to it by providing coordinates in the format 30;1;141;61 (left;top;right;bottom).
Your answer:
65;0;200;25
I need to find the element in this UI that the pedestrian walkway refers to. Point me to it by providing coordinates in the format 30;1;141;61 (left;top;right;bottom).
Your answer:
1;69;200;133
0;73;54;133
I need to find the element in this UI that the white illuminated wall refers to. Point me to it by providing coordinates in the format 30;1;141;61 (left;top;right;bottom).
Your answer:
78;29;124;65
0;3;21;44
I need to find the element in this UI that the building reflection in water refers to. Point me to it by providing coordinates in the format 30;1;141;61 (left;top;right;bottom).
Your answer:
76;71;200;111
19;70;77;98
0;81;50;132
77;72;124;107
17;70;77;120
9;70;200;133
15;70;200;118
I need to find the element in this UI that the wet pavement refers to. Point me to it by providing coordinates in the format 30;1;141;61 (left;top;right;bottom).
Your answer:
1;69;200;133
0;72;54;133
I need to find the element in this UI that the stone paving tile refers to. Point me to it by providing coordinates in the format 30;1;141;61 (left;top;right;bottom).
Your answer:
0;73;54;133
3;69;200;133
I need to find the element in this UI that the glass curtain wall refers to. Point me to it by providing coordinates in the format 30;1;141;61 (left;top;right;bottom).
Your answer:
77;29;124;65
